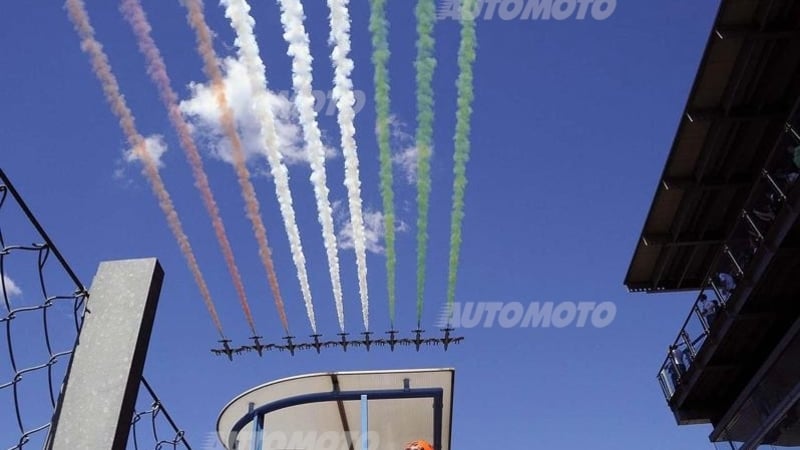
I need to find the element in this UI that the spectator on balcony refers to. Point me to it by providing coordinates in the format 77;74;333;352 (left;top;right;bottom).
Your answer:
717;272;736;301
667;345;687;388
699;293;721;329
774;144;800;187
665;363;680;393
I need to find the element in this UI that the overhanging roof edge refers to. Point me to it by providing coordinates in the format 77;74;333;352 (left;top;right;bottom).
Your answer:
623;0;726;291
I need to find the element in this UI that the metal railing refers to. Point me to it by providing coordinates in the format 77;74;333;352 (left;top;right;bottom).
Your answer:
657;101;800;402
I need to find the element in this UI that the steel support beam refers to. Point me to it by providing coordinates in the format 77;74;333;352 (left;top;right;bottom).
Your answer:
686;108;786;122
741;381;800;450
715;26;800;41
710;314;800;442
331;375;355;450
662;176;755;191
643;232;725;247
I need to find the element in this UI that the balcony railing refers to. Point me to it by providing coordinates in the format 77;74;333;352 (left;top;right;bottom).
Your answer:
657;103;800;402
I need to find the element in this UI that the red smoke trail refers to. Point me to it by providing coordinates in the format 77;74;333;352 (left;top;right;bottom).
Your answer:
181;0;289;332
64;0;225;337
120;0;257;336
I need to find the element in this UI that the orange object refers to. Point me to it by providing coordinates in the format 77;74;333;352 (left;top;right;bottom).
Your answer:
404;440;434;450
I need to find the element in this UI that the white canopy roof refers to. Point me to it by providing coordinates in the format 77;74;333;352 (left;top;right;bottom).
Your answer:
216;368;455;450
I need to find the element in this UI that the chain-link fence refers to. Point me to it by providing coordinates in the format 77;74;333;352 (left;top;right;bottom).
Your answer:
0;169;88;449
0;168;191;450
129;378;193;450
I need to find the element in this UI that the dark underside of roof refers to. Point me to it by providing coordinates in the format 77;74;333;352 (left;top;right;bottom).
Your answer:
624;0;800;293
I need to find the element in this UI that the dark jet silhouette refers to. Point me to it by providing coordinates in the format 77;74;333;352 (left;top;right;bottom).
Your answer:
411;328;425;352
360;331;374;351
308;334;324;354
280;335;297;356
214;339;235;361
385;329;399;351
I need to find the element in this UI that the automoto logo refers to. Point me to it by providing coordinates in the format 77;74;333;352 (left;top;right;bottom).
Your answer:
436;0;617;21
275;89;367;117
437;301;616;328
201;430;381;450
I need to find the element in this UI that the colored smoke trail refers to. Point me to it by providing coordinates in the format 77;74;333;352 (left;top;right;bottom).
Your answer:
446;0;477;319
415;0;437;325
181;0;289;332
367;0;397;325
120;0;254;336
276;0;345;331
219;0;317;333
64;0;226;337
326;0;370;330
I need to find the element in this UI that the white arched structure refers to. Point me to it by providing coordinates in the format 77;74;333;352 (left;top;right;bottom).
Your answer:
216;368;455;450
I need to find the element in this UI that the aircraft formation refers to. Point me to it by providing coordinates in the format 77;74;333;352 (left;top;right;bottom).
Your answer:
211;328;464;360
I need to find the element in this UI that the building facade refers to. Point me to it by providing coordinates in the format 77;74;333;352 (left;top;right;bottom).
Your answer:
625;1;800;448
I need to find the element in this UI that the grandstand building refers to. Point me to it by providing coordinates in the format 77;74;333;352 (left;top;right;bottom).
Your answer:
624;0;800;448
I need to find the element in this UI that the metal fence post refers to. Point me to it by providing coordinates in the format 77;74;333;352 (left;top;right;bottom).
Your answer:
46;258;164;450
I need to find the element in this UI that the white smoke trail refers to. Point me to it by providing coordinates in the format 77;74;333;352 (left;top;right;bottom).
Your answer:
326;0;370;331
220;0;317;333
277;0;345;331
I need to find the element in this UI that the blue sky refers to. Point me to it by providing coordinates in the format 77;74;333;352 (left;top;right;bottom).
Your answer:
1;0;722;448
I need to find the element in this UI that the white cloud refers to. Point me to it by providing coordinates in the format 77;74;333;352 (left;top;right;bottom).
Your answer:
334;202;408;255
392;146;419;184
2;274;21;298
124;134;169;169
179;57;336;168
112;166;127;181
385;115;424;184
396;220;410;232
331;199;346;222
113;134;169;184
388;114;411;141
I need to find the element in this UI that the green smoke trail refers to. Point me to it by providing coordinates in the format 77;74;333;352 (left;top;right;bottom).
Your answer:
446;0;477;321
415;0;436;325
368;0;397;326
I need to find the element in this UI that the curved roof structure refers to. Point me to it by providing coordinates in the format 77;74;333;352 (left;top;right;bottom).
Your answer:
216;368;455;450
